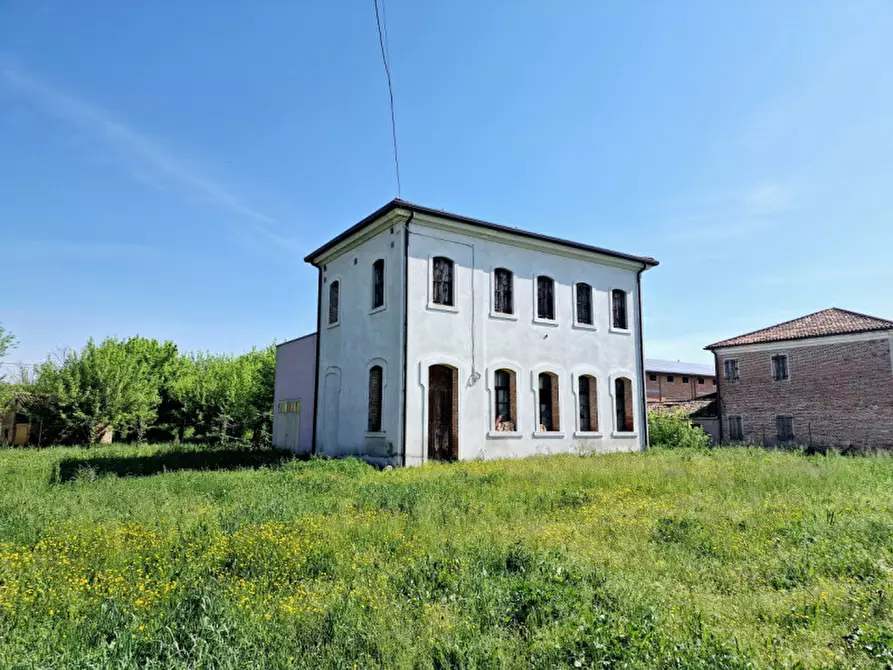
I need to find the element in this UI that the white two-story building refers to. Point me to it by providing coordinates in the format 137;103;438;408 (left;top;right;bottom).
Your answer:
272;199;658;466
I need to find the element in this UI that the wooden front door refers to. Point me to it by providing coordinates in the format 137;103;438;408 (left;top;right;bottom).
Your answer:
428;365;456;461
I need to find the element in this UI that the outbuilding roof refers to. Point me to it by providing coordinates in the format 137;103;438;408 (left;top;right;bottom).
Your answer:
706;308;893;350
304;199;659;268
644;358;715;377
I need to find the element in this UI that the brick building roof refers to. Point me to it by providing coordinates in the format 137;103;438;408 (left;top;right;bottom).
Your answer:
706;308;893;350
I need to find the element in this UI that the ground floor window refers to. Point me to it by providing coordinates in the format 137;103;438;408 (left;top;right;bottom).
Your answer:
728;415;743;441
776;414;794;442
614;378;634;432
493;369;517;431
578;375;598;432
537;372;560;432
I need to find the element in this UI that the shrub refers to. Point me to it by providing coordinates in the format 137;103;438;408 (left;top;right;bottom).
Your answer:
648;411;710;449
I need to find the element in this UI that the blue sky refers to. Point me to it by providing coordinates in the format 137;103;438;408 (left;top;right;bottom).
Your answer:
2;1;893;370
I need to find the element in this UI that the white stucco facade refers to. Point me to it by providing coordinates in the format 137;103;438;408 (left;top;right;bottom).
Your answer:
298;201;655;466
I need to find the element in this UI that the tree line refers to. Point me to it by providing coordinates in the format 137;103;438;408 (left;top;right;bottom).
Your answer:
1;324;276;446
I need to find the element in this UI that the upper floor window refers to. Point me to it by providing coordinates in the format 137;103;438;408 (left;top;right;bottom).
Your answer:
536;276;555;320
666;375;675;383
576;283;593;325
328;280;340;325
367;365;383;432
611;289;628;330
723;359;739;382
682;376;690;384
432;257;454;306
494;268;513;314
372;259;385;309
698;378;705;385
772;354;789;381
649;374;657;382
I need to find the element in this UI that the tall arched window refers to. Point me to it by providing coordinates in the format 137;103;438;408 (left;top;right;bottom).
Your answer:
578;375;598;432
372;259;385;309
328;280;340;325
537;276;555;320
493;368;516;431
367;365;383;432
494;268;513;314
432;257;454;306
537;372;560;431
612;289;628;330
615;377;634;432
576;283;593;325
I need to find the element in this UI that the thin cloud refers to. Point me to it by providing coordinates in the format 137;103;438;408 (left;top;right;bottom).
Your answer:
1;64;301;251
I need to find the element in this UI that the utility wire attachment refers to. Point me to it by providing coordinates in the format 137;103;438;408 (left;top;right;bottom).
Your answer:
373;0;401;197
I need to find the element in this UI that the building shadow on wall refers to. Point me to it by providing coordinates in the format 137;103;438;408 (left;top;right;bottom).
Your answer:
53;447;299;484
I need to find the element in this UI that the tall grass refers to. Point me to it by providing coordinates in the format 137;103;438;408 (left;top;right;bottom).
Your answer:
0;444;891;668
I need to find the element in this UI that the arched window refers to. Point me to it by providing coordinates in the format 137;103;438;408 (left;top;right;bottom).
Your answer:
576;283;593;325
494;268;513;314
537;372;560;431
612;289;628;330
367;365;383;432
578;375;598;432
328;280;340;325
372;259;385;309
536;276;555;320
493;368;517;431
432;257;454;306
615;377;634;432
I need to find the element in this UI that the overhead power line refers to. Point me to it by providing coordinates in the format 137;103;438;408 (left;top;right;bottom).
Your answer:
373;0;401;197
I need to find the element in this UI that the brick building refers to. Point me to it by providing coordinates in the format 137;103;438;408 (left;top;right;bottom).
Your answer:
645;359;716;402
706;308;893;449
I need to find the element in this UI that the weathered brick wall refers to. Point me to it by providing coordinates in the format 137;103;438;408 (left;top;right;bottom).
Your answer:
716;337;893;448
646;375;716;401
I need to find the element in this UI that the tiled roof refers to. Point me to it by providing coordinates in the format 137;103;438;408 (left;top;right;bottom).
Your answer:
645;358;715;376
706;308;893;349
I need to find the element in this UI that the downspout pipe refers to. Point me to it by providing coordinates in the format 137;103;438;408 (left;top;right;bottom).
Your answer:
310;268;322;456
400;210;414;467
636;264;650;449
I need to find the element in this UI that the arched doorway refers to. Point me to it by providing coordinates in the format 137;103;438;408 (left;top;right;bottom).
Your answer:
428;365;458;461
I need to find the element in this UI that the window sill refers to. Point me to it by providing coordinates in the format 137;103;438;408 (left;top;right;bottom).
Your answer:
489;311;518;321
573;431;603;439
369;304;387;315
365;431;387;439
533;431;566;439
572;321;598;331
487;430;523;439
427;302;459;314
609;326;631;335
533;317;559;327
611;431;638;438
327;321;341;330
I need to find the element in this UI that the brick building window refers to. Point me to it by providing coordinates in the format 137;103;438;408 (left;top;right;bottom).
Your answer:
536;276;555;320
777;415;794;442
372;259;385;309
682;376;690;384
494;268;513;314
578;375;599;432
537;372;560;431
576;283;593;325
649;374;657;382
611;289;628;330
493;369;517;431
723;359;739;382
615;378;634;432
432;257;454;306
698;377;705;385
667;375;675;383
367;365;383;432
712;379;717;387
328;280;340;325
728;416;743;441
772;354;789;381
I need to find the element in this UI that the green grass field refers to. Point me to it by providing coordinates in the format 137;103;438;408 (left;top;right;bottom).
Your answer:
0;445;891;669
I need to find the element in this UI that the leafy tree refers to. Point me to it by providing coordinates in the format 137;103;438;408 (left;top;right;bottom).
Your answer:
30;338;160;445
648;411;711;449
0;323;15;362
